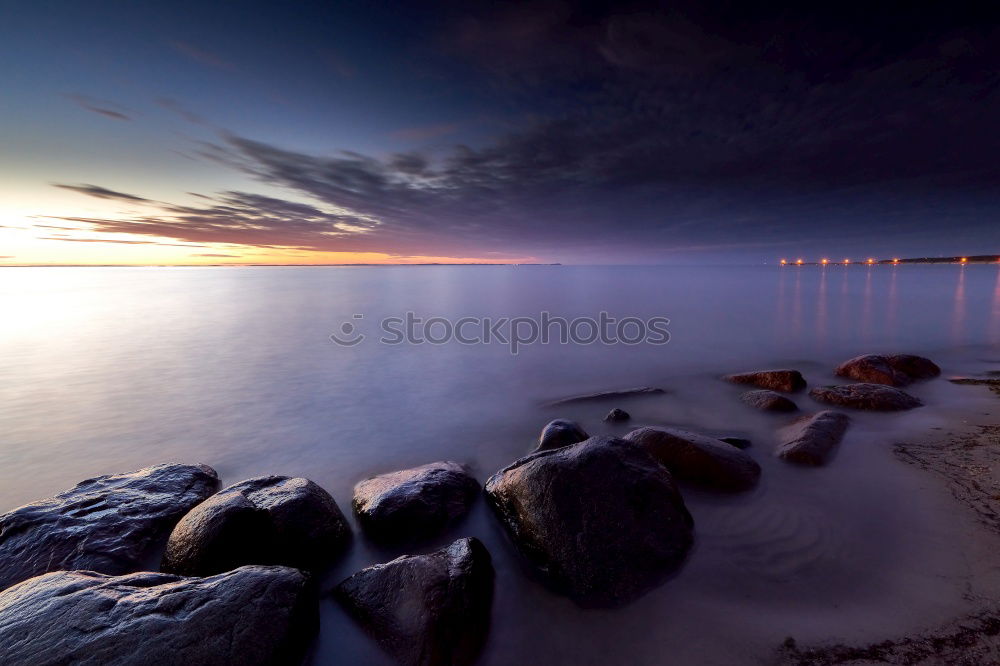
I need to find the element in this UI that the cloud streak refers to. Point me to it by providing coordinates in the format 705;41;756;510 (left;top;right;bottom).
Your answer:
65;94;131;121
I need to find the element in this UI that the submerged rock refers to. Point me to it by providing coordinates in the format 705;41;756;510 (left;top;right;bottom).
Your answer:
835;353;941;386
0;463;219;592
740;389;798;412
723;369;806;393
604;407;631;422
536;419;589;452
0;565;317;666
809;383;923;411
835;354;909;386
353;462;479;543
624;426;761;492
484;436;693;607
720;437;752;449
886;354;941;380
542;386;665;406
334;537;493;666
776;411;851;465
162;475;351;577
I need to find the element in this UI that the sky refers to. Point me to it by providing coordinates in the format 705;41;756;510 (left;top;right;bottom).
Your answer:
1;0;997;265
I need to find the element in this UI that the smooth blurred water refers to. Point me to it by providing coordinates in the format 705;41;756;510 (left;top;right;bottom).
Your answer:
2;264;1000;665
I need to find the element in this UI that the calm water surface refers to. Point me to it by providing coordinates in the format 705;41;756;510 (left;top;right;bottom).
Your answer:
2;264;1000;664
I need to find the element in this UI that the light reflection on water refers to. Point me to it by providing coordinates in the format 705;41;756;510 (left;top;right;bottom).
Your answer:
1;264;1000;665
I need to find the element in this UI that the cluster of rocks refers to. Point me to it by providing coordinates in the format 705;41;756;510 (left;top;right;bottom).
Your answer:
0;460;493;666
0;351;943;665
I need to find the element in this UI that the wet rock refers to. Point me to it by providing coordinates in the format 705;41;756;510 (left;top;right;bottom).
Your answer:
162;475;351;577
887;354;941;380
835;354;911;386
334;537;493;666
353;462;479;544
835;353;941;386
776;411;851;465
536;419;589;452
0;565;316;666
484;436;693;607
720;437;752;449
604;407;631;422
740;389;798;412
624;426;761;492
0;463;219;592
809;383;923;411
543;386;665;406
723;369;806;392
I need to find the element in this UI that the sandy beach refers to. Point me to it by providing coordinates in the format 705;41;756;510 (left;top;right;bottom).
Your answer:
780;378;1000;665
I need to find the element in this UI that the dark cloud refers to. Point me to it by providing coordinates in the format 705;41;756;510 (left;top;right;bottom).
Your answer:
54;184;151;202
42;2;1000;260
65;94;131;121
46;190;394;253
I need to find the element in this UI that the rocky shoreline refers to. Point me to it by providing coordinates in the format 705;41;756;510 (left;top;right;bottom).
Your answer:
1;351;994;665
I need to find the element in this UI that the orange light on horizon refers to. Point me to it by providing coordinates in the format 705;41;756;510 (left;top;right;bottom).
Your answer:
821;258;829;265
843;258;850;265
892;258;899;264
960;257;968;263
780;259;787;265
867;257;875;265
796;258;803;265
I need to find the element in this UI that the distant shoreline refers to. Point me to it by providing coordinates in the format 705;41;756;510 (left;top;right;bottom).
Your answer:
781;254;999;267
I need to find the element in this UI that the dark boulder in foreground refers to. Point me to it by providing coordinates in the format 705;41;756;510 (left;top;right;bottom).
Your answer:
740;389;798;412
0;463;219;592
162;475;351;577
0;565;317;666
334;537;494;666
776;411;851;465
353;462;479;544
542;386;665;406
484;436;693;607
723;369;806;393
624;426;761;492
809;383;923;411
835;353;940;386
604;407;631;422
536;419;589;452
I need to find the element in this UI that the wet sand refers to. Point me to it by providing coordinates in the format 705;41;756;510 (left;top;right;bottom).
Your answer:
779;381;1000;665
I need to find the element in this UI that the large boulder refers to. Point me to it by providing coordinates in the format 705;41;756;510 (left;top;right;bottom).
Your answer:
536;419;589;452
0;565;316;666
740;389;798;412
0;463;219;592
353;462;479;544
835;353;941;386
809;383;923;411
334;537;493;666
776;411;851;465
162;476;350;577
484;436;693;607
723;369;806;392
624;426;761;492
